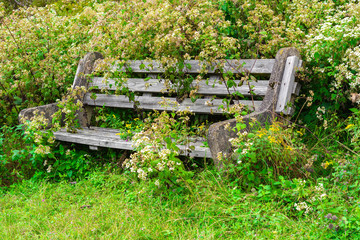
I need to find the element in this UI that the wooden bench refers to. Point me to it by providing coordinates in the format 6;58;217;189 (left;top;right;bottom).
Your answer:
19;47;302;162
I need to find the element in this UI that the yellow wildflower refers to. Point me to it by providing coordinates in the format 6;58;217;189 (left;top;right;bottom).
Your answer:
268;136;277;143
126;124;132;128
321;161;333;169
322;161;330;169
345;124;354;130
257;130;266;138
269;125;280;132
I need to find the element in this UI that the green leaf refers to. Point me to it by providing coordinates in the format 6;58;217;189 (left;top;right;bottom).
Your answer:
350;108;358;113
164;137;172;145
247;172;255;181
90;92;97;100
314;52;320;60
59;144;64;155
14;96;22;105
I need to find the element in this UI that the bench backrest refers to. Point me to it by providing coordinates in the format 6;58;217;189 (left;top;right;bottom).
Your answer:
72;49;301;126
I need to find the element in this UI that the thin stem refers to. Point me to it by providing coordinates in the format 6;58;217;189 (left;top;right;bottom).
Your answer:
272;110;331;155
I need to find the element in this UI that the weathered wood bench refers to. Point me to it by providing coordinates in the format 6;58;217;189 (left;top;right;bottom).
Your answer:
19;47;302;163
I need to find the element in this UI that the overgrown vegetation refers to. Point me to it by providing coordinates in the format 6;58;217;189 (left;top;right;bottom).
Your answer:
1;0;360;238
1;170;359;239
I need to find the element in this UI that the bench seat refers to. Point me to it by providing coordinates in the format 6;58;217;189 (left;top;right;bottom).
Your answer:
54;127;212;158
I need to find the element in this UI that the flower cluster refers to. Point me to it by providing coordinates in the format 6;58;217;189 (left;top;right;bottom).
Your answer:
50;86;87;133
20;110;55;157
122;110;193;188
309;182;327;203
291;179;327;215
303;2;360;110
294;202;312;214
316;106;326;121
337;46;360;96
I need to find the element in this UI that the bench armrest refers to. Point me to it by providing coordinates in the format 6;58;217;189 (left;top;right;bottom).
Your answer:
19;103;61;129
208;47;301;169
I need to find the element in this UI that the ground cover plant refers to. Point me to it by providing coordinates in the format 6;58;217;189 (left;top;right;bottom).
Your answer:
1;170;359;239
1;0;360;238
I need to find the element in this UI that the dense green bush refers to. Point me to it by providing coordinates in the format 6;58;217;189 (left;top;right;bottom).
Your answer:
223;121;310;190
0;0;238;125
0;123;98;186
0;125;34;186
0;0;358;124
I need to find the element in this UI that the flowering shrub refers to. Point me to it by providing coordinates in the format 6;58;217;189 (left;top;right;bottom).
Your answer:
0;0;240;125
222;119;309;189
15;107;94;182
0;2;90;125
219;0;360;126
52;86;87;133
0;0;356;123
122;110;195;189
0;0;358;123
303;2;360;111
218;0;336;58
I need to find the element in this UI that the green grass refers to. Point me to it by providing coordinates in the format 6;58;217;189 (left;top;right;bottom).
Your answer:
0;170;355;239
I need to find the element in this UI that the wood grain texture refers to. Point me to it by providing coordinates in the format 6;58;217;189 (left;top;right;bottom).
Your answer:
111;59;275;74
83;94;260;114
54;127;212;158
275;56;300;114
72;52;104;127
72;52;104;89
89;77;269;96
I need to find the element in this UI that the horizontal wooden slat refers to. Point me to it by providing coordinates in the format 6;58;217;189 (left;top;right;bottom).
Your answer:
83;94;261;114
54;127;211;158
89;77;269;97
111;59;275;74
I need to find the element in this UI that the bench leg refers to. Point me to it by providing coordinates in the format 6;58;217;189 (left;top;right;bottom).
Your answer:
207;119;237;169
208;111;274;169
